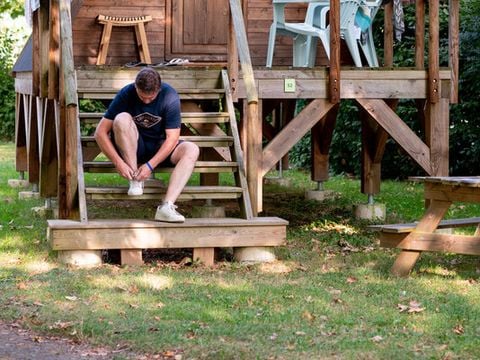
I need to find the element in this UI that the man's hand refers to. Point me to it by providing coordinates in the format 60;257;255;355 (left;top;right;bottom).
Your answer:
134;163;152;181
114;159;136;180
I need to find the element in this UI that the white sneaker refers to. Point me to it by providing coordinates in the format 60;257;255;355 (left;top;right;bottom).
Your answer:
128;180;144;196
155;202;185;223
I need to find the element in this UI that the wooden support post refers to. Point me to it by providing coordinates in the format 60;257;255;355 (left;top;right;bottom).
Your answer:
360;99;397;195
39;0;49;98
193;248;215;267
425;99;449;176
28;97;40;186
360;116;388;195
15;94;28;173
48;0;60;100
40;99;58;198
121;250;144;266
311;104;338;182
246;101;261;215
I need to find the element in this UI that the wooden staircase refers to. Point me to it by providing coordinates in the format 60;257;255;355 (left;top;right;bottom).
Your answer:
47;69;287;266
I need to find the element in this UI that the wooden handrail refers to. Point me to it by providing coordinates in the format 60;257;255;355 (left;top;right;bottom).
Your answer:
228;0;258;104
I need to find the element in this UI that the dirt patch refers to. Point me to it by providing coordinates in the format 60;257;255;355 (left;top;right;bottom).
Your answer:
0;321;131;359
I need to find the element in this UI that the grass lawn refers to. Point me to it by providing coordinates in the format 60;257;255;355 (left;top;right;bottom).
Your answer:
1;141;479;359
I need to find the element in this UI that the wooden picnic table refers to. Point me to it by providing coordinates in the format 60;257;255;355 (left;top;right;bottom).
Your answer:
379;176;480;276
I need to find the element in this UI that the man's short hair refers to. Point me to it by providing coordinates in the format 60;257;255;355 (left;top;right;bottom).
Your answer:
135;68;161;93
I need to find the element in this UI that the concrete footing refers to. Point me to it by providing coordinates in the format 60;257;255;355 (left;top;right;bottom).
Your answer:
191;205;226;218
233;246;276;263
264;177;293;187
8;179;30;188
354;203;386;220
18;191;40;200
31;206;56;219
305;189;336;201
57;250;103;267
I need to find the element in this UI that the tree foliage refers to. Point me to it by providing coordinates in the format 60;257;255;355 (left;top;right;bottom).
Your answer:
0;0;24;18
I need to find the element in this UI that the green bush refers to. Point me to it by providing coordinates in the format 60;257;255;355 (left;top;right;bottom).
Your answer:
0;29;16;141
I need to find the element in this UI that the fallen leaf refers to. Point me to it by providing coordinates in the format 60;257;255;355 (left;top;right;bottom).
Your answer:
371;335;383;343
407;301;425;313
346;276;357;284
453;324;464;335
129;303;139;309
16;282;28;290
302;310;315;322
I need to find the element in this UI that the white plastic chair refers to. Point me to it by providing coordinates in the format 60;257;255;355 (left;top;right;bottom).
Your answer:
266;0;330;68
266;0;382;68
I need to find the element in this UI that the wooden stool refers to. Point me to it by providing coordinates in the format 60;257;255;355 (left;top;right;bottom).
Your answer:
96;15;152;65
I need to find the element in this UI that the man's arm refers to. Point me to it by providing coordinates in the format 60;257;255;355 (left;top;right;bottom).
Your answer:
134;128;180;181
94;118;136;180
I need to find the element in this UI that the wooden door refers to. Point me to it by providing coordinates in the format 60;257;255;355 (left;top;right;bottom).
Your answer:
166;0;230;61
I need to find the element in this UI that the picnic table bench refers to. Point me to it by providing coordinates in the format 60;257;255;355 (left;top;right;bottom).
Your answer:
369;176;480;276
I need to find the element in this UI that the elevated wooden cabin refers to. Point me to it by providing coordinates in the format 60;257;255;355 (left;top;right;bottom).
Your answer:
12;0;460;265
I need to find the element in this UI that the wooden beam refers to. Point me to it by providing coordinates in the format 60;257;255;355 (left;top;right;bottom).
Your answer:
262;99;335;177
356;99;432;174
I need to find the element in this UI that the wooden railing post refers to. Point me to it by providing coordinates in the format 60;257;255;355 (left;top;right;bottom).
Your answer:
383;0;394;66
329;0;340;104
448;0;459;104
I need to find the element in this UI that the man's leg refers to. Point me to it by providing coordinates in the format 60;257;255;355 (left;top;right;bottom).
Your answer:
164;141;200;203
112;113;143;196
112;112;139;172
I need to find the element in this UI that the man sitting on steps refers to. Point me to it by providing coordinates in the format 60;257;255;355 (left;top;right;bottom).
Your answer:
94;67;199;222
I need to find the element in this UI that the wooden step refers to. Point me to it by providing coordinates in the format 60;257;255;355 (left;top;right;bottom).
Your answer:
83;161;238;173
48;217;288;250
85;185;243;200
78;112;230;124
81;135;234;147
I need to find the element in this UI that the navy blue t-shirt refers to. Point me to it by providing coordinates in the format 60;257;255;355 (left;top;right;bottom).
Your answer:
104;82;181;142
